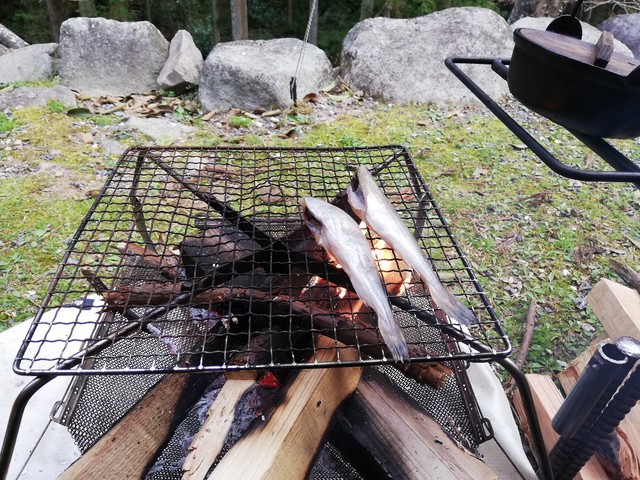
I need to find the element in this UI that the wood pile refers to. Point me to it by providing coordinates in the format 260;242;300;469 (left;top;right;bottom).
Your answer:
513;276;640;480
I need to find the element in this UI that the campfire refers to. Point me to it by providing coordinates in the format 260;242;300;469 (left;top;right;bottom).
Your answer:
16;146;510;478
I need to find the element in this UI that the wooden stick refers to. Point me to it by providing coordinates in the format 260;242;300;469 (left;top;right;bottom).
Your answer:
114;242;181;280
95;283;452;388
506;298;537;396
609;259;640;294
208;335;362;480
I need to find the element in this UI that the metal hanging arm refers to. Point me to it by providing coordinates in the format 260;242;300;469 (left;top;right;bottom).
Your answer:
290;0;319;103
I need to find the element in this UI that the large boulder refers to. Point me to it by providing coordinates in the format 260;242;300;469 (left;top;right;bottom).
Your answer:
598;14;640;59
511;17;634;57
0;43;58;83
199;38;334;112
340;8;513;105
58;17;169;97
158;30;203;92
0;86;77;110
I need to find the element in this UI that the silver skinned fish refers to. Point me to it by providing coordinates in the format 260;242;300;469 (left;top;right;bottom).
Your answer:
301;196;409;362
346;165;477;326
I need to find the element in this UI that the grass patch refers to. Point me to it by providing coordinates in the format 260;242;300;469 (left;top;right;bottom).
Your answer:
0;176;92;328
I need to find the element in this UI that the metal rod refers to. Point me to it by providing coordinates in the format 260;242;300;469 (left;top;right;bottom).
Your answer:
497;356;554;480
445;57;640;184
0;376;53;480
556;337;640;480
549;341;632;476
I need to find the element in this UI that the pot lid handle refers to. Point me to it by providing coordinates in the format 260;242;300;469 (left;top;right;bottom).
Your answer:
594;31;614;68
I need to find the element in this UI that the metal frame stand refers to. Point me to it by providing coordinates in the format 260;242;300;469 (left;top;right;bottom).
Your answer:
445;57;640;188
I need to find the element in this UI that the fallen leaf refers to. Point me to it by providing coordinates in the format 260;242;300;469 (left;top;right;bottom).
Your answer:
278;128;299;139
201;110;217;121
261;109;282;117
303;92;319;103
67;107;93;118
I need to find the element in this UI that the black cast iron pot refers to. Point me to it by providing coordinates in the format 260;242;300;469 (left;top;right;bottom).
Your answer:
508;27;640;139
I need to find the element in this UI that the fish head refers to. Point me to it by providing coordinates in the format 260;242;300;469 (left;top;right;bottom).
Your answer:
346;166;369;219
300;197;325;240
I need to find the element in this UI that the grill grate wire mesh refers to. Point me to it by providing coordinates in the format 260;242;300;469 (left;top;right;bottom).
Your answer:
15;146;509;377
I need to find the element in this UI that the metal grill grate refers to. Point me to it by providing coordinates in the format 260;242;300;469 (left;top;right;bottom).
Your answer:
15;146;509;376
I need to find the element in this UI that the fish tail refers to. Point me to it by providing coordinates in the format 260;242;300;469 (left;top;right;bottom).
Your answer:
378;315;409;363
435;289;477;326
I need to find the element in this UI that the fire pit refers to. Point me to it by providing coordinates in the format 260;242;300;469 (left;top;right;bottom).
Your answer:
4;146;521;479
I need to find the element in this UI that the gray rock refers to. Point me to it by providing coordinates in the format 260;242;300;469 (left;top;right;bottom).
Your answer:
199;38;334;112
0;85;77;110
511;17;634;57
157;30;203;92
0;22;29;49
599;14;640;59
126;115;195;143
0;44;9;56
0;43;58;83
58;17;169;97
340;8;513;105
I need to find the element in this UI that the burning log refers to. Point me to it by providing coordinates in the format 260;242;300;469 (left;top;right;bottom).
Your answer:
114;242;181;280
205;335;363;480
330;368;498;480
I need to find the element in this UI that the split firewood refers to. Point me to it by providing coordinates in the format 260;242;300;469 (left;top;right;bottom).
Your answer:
204;288;453;388
58;372;218;480
181;370;259;480
331;368;498;480
207;335;363;480
114;242;181;280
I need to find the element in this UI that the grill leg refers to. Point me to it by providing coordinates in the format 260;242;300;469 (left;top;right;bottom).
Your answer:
0;376;53;480
497;357;553;480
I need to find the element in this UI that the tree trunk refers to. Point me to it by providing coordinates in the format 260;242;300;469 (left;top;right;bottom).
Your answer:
307;0;318;45
360;0;374;20
78;0;97;17
212;0;222;44
45;0;70;42
230;0;248;40
145;0;153;21
0;22;29;49
287;0;293;24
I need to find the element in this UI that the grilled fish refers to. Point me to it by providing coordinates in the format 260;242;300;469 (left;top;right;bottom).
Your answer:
301;196;409;362
346;165;477;326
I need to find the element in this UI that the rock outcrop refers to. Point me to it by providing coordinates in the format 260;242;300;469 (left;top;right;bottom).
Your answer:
199;38;334;112
57;17;169;97
340;8;514;105
0;43;58;84
0;86;77;110
598;13;640;59
158;30;204;92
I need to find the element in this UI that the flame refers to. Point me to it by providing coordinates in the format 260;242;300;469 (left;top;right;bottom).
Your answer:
370;237;412;296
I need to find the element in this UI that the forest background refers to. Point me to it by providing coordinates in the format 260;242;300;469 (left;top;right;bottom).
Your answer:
1;0;637;66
